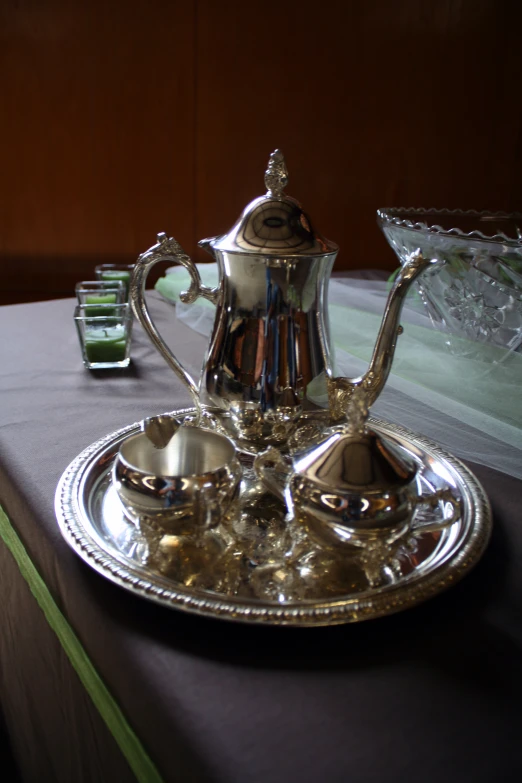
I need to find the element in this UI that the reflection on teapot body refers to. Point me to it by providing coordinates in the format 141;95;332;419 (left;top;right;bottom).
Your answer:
131;150;440;446
200;253;334;417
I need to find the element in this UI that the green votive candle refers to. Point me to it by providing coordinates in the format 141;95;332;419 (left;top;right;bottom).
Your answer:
100;271;131;297
84;326;128;363
85;293;117;316
75;302;132;369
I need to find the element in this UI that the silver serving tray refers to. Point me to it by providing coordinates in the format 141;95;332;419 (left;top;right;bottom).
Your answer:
55;410;492;627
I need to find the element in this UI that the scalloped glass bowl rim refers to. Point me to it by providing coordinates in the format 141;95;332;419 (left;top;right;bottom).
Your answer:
377;208;522;247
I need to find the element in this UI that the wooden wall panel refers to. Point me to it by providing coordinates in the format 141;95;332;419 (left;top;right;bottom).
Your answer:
1;0;522;303
194;0;522;271
0;0;196;302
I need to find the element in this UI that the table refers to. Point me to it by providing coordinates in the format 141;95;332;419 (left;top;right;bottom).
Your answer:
1;293;522;783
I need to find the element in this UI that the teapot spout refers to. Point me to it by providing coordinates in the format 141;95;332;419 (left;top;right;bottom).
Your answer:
328;250;441;420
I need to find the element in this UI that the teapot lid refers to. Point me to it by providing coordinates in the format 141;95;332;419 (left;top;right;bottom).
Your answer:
210;150;338;257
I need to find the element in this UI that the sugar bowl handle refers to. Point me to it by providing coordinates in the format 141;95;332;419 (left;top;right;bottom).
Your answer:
410;488;461;534
131;233;217;417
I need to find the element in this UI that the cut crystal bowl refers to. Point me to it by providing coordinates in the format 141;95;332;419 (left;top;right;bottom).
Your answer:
377;209;522;358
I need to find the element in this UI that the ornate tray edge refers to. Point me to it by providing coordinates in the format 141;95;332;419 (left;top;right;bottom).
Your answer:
54;411;492;627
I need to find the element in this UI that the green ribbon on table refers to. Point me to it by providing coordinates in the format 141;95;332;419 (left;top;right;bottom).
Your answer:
0;505;164;783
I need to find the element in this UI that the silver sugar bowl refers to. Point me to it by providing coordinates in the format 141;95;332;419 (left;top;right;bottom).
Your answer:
255;390;460;547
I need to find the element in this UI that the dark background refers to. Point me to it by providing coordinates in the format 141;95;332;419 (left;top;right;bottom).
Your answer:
1;0;522;304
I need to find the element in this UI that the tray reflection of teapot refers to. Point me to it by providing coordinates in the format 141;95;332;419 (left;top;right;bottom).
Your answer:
131;150;438;446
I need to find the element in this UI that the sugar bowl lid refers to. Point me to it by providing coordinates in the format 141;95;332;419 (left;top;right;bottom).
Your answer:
210;150;338;256
293;428;417;493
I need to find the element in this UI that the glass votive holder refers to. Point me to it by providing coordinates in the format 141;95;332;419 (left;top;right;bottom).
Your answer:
75;280;126;316
74;303;133;369
94;264;135;300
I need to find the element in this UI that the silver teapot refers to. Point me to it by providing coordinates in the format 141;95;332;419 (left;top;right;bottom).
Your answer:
131;150;438;446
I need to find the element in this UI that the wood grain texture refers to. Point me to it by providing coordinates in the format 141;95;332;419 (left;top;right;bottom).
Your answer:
0;0;196;301
194;0;522;270
1;0;521;304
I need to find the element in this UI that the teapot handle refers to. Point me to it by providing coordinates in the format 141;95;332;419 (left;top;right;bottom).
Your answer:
130;233;219;417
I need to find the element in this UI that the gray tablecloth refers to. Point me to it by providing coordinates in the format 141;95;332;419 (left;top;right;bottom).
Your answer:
1;294;521;783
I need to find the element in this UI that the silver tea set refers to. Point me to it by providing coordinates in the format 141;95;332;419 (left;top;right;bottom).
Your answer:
112;150;460;586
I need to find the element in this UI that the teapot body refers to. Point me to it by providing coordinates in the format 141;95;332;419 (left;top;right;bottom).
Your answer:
199;249;337;433
131;150;342;446
131;151;442;449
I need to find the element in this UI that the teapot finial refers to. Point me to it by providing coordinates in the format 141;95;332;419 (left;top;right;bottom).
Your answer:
265;149;288;197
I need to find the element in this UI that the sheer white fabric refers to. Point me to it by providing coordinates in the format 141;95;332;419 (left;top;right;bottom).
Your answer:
155;265;522;479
